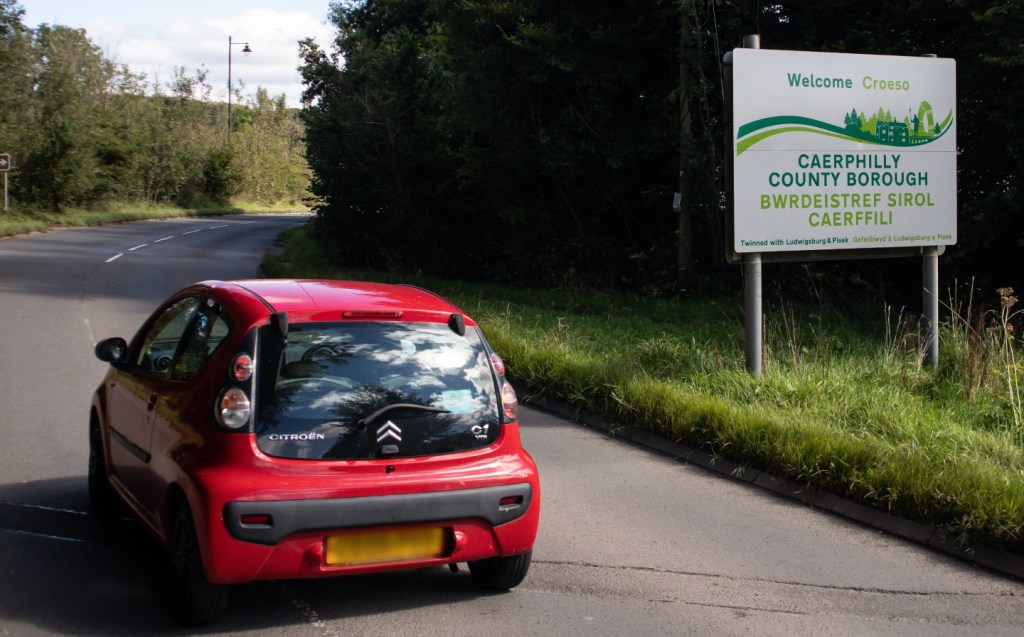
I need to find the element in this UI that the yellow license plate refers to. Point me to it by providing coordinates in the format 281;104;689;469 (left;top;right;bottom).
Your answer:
325;527;448;566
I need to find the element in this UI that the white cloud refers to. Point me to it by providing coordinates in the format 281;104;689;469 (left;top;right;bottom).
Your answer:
83;9;336;107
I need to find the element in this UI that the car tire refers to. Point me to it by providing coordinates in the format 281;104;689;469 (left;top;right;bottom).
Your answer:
87;421;120;516
169;506;230;625
468;551;532;591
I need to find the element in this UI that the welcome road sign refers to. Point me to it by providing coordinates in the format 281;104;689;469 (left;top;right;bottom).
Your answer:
732;49;956;254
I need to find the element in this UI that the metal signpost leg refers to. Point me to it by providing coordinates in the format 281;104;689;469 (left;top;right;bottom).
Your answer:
741;34;762;376
745;253;763;375
922;246;940;369
0;153;8;211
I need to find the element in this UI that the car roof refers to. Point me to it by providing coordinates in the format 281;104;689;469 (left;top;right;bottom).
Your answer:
223;279;469;323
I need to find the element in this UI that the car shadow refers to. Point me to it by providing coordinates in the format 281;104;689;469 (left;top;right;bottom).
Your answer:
0;477;507;635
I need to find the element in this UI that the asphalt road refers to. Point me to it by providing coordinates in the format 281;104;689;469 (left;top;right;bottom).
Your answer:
0;216;1021;636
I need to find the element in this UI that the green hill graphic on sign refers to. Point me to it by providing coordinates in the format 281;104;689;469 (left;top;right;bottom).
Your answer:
737;101;953;155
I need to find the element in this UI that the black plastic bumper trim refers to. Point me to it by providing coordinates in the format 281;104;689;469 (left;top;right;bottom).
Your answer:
108;425;151;463
223;483;533;545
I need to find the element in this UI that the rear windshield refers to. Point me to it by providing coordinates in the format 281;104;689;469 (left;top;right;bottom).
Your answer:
255;321;501;460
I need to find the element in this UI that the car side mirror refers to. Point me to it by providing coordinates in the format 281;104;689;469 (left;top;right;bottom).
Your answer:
95;337;129;365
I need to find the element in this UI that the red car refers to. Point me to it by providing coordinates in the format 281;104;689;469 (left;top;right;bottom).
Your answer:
89;279;540;625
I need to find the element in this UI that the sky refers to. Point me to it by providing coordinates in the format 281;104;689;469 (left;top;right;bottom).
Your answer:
22;0;339;107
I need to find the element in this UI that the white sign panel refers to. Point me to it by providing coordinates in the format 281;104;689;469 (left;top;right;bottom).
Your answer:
733;49;956;253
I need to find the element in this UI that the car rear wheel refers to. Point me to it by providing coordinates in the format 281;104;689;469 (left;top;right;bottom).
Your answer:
169;506;229;625
468;551;532;591
87;420;119;516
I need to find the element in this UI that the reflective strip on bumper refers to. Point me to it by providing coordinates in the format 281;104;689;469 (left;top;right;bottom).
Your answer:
223;483;533;545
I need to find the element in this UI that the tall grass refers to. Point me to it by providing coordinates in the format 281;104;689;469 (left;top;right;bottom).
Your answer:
265;226;1024;553
996;288;1023;437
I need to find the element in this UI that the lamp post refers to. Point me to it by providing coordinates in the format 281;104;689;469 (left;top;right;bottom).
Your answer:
227;35;252;138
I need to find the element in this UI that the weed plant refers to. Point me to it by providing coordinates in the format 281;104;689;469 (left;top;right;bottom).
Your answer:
265;225;1024;553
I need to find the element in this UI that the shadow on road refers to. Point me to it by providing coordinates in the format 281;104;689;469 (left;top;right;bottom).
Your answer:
0;477;500;635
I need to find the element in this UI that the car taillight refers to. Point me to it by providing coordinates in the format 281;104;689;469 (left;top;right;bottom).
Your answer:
490;353;506;377
216;387;251;430
232;354;254;382
501;381;518;421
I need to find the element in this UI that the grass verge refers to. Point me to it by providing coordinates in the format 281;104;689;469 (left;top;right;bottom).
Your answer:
265;224;1024;554
0;200;309;238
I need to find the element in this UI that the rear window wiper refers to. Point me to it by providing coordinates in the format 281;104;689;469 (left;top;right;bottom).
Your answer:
357;403;450;428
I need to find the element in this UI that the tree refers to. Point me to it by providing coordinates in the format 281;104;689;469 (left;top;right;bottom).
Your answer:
299;2;450;270
0;0;34;204
302;0;705;289
0;6;310;212
17;25;115;209
234;88;308;204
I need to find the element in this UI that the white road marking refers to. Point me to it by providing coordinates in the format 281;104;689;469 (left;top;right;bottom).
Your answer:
102;222;238;264
0;527;87;544
83;318;96;346
279;582;340;637
0;501;89;516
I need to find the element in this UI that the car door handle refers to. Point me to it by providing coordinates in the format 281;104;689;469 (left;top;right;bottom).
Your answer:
147;393;159;411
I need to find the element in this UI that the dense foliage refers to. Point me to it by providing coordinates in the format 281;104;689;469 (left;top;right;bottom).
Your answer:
0;0;309;212
300;1;701;290
300;0;1022;295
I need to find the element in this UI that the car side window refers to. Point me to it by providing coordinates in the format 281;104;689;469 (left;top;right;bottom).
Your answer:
171;301;232;381
135;297;201;375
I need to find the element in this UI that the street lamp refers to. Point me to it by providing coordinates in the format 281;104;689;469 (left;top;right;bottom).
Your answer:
228;35;253;137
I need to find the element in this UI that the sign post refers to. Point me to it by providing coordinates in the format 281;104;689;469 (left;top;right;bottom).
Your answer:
0;153;10;211
739;36;763;376
729;47;957;373
922;246;940;367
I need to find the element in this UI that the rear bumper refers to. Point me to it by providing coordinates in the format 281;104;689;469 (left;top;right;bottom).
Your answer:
223;483;533;545
181;426;539;584
202;484;538;583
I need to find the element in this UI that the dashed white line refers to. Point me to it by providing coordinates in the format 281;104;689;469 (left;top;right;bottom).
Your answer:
104;223;233;262
280;582;340;637
83;318;96;346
